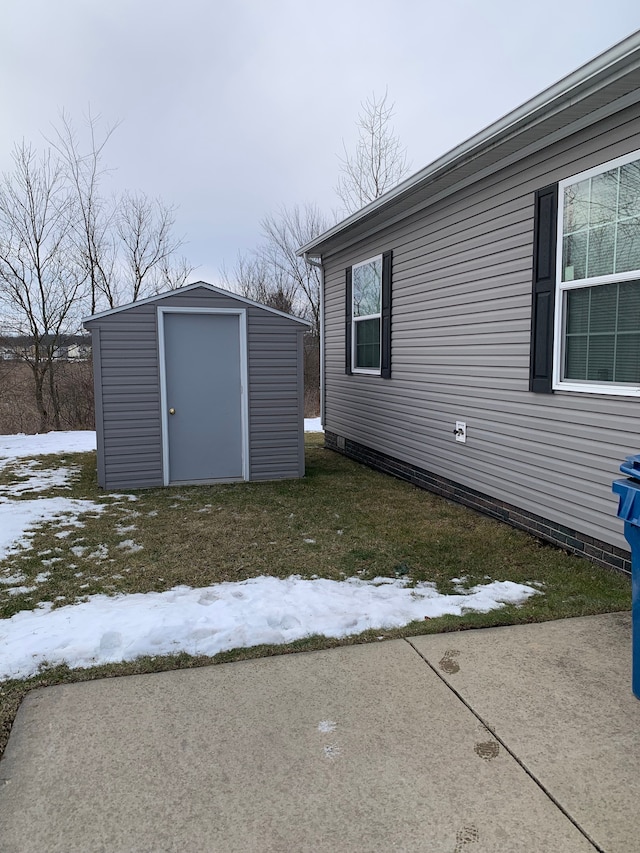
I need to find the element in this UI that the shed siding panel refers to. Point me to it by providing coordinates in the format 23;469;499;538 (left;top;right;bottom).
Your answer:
322;102;640;551
247;310;304;480
92;304;163;489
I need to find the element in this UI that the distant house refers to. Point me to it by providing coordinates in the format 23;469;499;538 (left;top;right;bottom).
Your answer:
299;31;640;575
0;334;91;361
66;342;91;361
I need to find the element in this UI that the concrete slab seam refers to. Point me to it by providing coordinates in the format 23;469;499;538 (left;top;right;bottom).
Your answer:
402;637;604;853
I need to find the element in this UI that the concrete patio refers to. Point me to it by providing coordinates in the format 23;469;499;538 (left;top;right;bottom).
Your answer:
0;612;637;852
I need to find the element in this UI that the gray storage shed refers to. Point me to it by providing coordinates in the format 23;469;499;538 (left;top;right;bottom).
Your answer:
83;282;310;490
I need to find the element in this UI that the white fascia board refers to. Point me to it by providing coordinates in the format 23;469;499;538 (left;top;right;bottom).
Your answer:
82;281;312;327
298;29;640;258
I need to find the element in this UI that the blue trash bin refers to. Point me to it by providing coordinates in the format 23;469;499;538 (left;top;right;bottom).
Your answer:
612;454;640;699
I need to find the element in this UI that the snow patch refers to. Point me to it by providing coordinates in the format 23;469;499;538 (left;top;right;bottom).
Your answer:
0;573;27;586
0;432;96;471
6;586;37;597
0;574;541;681
89;545;109;560
117;540;143;553
0;499;106;560
0;463;78;496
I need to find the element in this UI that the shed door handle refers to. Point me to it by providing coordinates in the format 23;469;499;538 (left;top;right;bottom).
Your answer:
169;408;175;415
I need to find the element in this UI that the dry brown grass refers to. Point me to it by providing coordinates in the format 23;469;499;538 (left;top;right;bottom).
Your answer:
0;361;95;434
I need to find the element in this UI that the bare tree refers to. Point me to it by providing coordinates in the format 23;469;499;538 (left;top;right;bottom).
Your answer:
116;192;189;305
258;203;330;334
49;111;118;314
221;204;329;418
0;115;194;433
0;143;87;431
157;253;193;292
221;204;329;335
336;90;410;214
221;252;300;315
51;113;193;310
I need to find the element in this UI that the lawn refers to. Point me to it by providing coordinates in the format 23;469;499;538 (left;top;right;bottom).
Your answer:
0;432;631;758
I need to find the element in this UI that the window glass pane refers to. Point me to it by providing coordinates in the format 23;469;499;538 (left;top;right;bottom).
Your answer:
617;280;640;331
562;232;587;281
589;169;619;226
586;224;615;277
589;280;617;332
564;335;588;380
563;179;590;233
353;258;381;317
560;157;640;387
586;335;615;382
561;156;640;283
563;281;640;385
615;333;640;383
355;317;380;369
566;288;589;333
618;161;640;219
615;217;640;274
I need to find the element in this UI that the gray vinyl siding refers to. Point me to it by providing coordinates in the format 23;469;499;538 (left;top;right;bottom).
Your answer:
89;303;162;489
247;312;305;480
91;328;107;488
85;285;305;489
322;101;640;551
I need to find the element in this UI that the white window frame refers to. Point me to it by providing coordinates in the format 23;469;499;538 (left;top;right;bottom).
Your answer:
553;147;640;396
352;254;382;375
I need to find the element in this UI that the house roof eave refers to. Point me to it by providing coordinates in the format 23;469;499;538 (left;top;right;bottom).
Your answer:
298;29;640;259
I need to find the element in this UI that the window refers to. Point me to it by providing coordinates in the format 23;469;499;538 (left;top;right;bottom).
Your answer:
554;149;640;395
352;255;382;372
345;251;392;378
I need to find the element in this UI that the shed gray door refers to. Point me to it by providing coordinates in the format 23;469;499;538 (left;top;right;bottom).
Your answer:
163;312;244;483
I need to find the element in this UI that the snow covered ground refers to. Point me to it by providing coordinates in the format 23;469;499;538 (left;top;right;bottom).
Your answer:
0;575;539;681
0;431;96;470
0;427;540;682
0;497;105;562
0;432;104;561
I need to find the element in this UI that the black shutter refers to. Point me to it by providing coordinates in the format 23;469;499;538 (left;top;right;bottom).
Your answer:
381;250;392;379
345;266;352;375
529;184;558;393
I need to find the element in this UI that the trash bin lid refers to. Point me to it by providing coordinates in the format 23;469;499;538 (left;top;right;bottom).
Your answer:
620;454;640;480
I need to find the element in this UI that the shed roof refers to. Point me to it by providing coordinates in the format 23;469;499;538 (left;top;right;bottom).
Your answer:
299;29;640;259
83;281;312;327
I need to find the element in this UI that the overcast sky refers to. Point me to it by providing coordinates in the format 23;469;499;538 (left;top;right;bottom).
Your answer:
3;1;640;284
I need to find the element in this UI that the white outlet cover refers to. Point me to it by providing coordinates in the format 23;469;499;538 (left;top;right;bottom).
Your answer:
455;421;467;443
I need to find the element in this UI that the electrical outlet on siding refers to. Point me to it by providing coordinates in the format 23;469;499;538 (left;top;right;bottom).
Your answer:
454;422;467;443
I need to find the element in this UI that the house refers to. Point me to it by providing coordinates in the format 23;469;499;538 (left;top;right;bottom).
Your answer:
299;31;640;575
83;282;310;490
66;340;91;361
